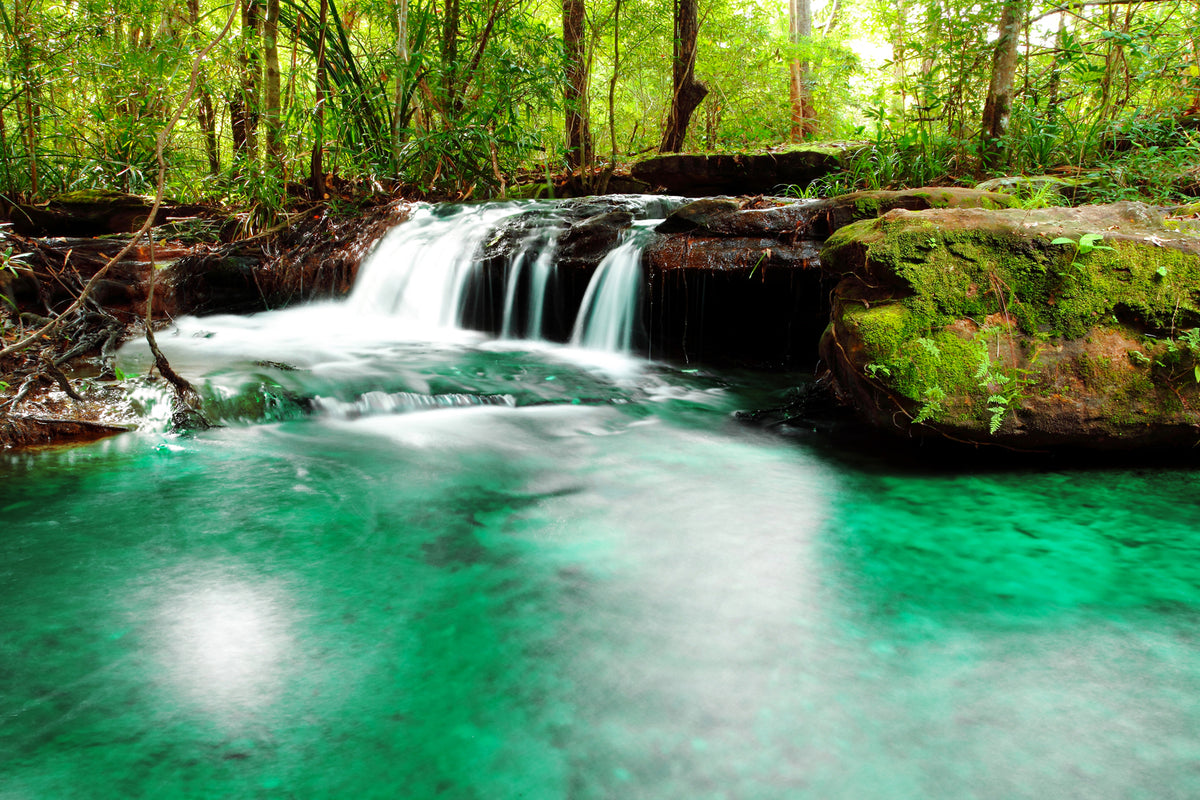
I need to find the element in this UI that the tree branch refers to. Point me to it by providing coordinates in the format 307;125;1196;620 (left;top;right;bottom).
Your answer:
1029;0;1174;26
0;4;238;361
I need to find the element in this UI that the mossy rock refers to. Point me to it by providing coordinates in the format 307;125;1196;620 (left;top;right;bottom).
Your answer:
974;174;1097;204
630;143;864;197
9;190;206;237
819;202;1200;449
654;187;1016;238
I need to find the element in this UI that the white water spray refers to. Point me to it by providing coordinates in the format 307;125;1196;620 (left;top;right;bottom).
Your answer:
500;225;562;340
348;203;527;328
570;224;655;354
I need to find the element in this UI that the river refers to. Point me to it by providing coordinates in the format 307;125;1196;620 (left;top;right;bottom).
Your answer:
2;201;1199;798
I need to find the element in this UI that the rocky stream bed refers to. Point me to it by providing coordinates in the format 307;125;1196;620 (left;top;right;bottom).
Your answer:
3;185;1200;453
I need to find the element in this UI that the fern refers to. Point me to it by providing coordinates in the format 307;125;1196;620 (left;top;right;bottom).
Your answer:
913;386;946;424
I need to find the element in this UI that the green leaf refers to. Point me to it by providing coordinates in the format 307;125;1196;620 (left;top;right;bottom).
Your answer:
973;352;990;380
1050;236;1077;246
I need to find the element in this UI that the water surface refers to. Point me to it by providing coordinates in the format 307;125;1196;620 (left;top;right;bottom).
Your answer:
4;199;1200;798
3;343;1200;799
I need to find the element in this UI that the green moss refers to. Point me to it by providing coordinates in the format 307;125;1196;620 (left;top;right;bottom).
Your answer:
830;216;1200;342
1100;362;1172;425
51;188;142;205
844;302;995;425
1073;353;1118;390
843;302;911;353
912;189;957;208
853;196;883;218
777;142;865;157
828;214;1200;433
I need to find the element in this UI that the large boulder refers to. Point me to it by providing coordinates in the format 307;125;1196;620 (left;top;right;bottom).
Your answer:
636;189;1015;367
655;188;1015;238
818;202;1200;449
631;144;863;196
8;189;213;237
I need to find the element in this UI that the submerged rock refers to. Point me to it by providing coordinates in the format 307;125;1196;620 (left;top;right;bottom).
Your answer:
819;202;1200;449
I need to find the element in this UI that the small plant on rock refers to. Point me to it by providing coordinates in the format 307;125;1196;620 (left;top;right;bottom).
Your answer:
1050;232;1115;273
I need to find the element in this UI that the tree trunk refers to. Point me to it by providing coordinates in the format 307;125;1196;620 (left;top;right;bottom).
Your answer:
788;0;815;141
563;0;592;168
264;0;282;164
391;0;411;164
442;0;460;111
187;0;221;175
1044;12;1066;113
0;105;11;195
890;2;907;118
233;0;261;169
659;0;707;153
13;0;38;197
310;0;329;199
979;0;1025;169
608;0;621;161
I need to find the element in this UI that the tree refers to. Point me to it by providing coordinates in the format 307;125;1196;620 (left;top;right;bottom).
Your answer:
789;0;816;140
391;0;412;163
563;0;592;168
263;0;282;164
187;0;221;174
231;0;262;169
607;0;622;161
310;0;329;198
442;0;460;109
979;0;1025;168
660;0;707;152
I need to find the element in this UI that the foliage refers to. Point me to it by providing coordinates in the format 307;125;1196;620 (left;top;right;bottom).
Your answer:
0;244;27;311
1050;232;1116;274
0;0;1197;208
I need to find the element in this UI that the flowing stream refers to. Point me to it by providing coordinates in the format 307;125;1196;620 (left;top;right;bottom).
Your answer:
3;200;1200;798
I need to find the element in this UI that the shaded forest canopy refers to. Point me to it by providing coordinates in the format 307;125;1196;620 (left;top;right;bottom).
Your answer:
0;0;1197;207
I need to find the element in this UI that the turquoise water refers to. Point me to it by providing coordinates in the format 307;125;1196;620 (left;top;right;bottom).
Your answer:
3;339;1200;798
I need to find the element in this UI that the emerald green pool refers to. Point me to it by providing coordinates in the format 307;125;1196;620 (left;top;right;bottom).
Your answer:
3;335;1200;799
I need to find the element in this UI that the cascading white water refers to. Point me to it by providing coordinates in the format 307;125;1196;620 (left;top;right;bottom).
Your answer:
500;225;561;341
343;198;676;354
348;202;528;328
570;223;656;353
124;198;684;399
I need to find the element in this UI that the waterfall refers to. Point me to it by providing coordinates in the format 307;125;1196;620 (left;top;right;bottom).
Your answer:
345;198;676;354
570;224;654;354
500;224;562;341
348;202;527;327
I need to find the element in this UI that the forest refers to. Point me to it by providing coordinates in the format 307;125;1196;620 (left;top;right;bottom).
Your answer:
0;0;1197;214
